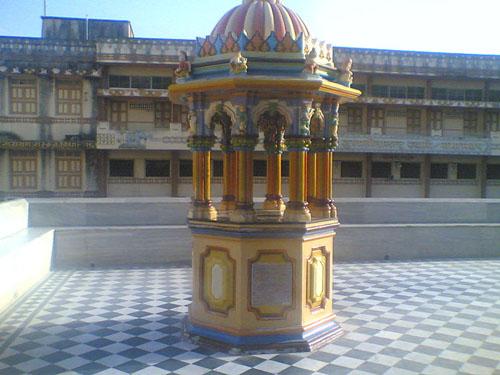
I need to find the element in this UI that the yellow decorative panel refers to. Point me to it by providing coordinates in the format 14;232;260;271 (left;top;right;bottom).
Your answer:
248;251;295;320
200;247;235;315
307;247;329;310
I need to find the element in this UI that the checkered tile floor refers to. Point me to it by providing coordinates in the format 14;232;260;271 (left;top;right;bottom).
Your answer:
1;260;499;375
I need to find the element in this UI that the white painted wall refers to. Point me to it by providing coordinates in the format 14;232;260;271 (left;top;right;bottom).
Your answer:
52;123;88;141
334;182;365;197
443;110;464;137
0;199;28;239
0;150;9;192
26;197;500;227
0;230;54;314
2;122;40;140
372;183;421;198
82;80;93;118
430;183;480;198
0;77;6;116
108;183;172;197
486;185;500;198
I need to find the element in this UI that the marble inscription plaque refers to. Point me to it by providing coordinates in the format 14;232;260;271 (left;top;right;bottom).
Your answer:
251;263;292;307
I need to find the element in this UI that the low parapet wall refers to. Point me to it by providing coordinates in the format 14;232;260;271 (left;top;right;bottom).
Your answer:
0;198;496;270
23;197;498;269
336;223;500;262
28;198;191;227
337;198;500;224
27;198;500;226
51;223;500;269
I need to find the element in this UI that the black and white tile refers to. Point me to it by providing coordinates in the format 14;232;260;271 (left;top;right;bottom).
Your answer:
1;260;499;374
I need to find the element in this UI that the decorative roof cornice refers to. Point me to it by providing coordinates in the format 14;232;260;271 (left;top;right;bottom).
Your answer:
334;46;500;79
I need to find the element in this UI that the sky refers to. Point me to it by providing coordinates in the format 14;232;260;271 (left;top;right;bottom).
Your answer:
0;0;499;55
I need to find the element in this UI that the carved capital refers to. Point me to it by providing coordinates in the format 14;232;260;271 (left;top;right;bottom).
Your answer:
187;135;216;151
310;137;337;152
231;134;258;151
285;136;311;152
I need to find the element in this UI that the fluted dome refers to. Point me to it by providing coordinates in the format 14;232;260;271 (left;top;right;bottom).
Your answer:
211;0;310;40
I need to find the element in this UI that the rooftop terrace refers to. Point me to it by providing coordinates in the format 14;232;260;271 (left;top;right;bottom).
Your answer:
1;260;499;375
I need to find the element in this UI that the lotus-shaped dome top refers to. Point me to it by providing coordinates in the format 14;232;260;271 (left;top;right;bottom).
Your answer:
211;0;311;40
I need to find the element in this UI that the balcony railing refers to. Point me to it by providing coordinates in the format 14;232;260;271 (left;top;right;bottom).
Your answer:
96;121;188;150
95;39;195;65
338;133;500;156
96;122;500;156
356;96;500;109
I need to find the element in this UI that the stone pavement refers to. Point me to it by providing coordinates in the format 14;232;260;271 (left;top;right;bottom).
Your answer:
0;260;499;375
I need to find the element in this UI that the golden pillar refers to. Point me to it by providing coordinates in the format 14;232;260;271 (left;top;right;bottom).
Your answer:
328;102;339;219
306;150;319;217
315;150;332;219
284;137;311;223
230;151;238;202
230;135;258;223
307;152;317;202
220;149;236;213
327;151;336;218
188;136;217;221
263;153;285;213
308;101;340;220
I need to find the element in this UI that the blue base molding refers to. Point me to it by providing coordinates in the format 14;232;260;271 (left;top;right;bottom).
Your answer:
184;318;344;353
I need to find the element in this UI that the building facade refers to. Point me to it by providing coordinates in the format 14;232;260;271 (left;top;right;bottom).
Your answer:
1;17;499;200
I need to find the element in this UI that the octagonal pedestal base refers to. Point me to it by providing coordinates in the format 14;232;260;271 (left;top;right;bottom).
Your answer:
187;219;341;353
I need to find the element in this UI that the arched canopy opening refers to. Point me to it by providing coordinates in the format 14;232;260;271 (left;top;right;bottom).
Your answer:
257;110;287;154
210;109;234;150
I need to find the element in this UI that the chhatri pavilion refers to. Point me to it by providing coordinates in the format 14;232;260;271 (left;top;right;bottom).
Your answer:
169;0;361;351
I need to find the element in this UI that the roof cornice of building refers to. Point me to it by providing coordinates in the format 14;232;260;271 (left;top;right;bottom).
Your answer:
334;46;500;79
1;33;499;79
0;35;94;46
1;34;498;59
41;16;131;23
100;37;196;44
334;46;500;60
0;35;196;46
